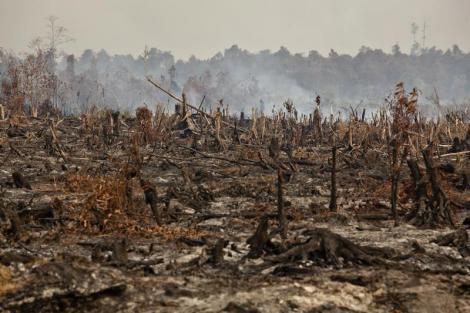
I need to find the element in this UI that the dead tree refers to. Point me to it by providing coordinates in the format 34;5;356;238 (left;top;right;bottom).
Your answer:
45;119;66;159
406;157;426;213
140;179;161;225
419;144;455;227
329;146;337;212
277;167;287;239
347;121;353;149
313;96;322;144
136;107;153;144
268;137;280;160
12;172;31;190
101;123;112;146
457;172;470;191
111;111;120;136
1;201;22;239
209;238;226;265
214;108;225;151
390;138;399;225
387;83;418;226
246;216;270;258
112;237;128;263
407;144;456;228
232;121;241;144
181;93;187;118
147;77;248;133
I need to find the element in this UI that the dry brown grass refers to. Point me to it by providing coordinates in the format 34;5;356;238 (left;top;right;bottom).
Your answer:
63;173;206;239
65;173;128;232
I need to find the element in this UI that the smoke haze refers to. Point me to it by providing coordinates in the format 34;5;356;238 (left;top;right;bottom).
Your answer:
1;1;469;115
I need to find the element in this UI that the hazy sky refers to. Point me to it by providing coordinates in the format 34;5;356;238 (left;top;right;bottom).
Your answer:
1;0;469;59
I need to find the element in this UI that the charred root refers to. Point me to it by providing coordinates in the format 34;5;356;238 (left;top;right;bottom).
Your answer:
266;228;398;266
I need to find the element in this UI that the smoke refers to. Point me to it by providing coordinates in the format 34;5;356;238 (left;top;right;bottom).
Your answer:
3;44;470;116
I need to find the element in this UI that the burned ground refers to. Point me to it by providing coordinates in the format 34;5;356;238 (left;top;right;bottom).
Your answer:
1;99;470;313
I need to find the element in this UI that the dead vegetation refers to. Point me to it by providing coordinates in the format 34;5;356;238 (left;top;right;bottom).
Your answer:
0;81;470;312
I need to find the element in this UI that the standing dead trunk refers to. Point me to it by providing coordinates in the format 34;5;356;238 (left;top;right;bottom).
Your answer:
390;139;399;226
141;179;162;225
348;121;353;149
268;137;280;160
2;203;22;239
421;144;455;227
210;238;225;265
214;109;224;150
313;107;322;145
12;171;32;190
329;146;337;212
406;158;427;219
112;111;120;136
112;238;128;263
30;103;38;118
246;216;270;258
277;167;287;239
182;93;187;118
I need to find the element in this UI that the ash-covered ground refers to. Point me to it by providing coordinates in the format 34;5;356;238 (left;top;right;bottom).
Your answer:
1;111;470;313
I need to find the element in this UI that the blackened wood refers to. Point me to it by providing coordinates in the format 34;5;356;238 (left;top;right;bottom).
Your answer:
12;171;31;190
329;146;337;212
277;168;287;239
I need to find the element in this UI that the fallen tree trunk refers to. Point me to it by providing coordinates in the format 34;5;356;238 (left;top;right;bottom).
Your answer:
147;77;247;133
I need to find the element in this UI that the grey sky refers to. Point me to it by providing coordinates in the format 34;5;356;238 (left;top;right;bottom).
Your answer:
1;0;469;59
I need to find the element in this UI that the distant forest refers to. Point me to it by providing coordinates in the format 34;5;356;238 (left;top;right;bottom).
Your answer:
1;43;469;116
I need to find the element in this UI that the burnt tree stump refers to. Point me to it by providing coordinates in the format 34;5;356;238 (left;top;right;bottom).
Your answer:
140;179;162;225
12;172;31;190
246;216;270;258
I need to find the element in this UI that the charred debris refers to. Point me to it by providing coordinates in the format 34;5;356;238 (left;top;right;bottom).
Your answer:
1;81;470;312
